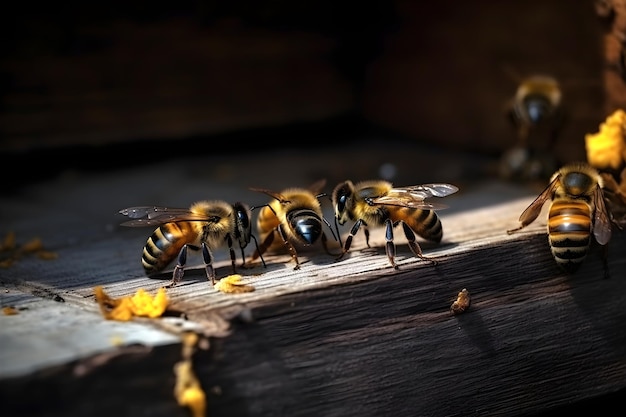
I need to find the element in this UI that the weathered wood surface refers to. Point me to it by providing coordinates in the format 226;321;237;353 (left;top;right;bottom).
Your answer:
1;147;625;417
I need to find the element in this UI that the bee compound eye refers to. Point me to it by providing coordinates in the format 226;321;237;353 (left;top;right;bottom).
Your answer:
237;210;250;228
337;194;348;212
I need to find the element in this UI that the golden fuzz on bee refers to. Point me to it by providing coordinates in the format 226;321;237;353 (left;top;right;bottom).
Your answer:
585;109;626;171
250;180;337;270
451;289;471;314
118;201;262;287
331;180;458;269
507;162;612;274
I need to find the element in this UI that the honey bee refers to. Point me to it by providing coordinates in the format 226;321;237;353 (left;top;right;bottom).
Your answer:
507;162;612;273
331;180;459;269
119;201;265;286
508;75;563;142
250;180;337;269
501;75;564;181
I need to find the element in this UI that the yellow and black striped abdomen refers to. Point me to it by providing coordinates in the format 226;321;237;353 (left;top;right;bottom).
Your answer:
547;199;592;272
391;207;443;243
142;222;194;275
256;204;283;251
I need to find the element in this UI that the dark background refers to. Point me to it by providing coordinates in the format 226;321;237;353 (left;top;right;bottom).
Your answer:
0;1;612;180
0;1;625;415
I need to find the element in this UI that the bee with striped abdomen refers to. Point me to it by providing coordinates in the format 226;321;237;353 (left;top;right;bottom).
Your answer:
250;180;337;269
119;201;264;287
507;162;612;273
331;180;459;269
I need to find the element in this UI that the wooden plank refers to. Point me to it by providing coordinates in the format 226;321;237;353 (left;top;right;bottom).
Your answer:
199;232;626;417
1;151;625;416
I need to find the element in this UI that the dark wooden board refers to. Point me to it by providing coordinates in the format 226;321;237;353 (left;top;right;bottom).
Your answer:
1;147;625;417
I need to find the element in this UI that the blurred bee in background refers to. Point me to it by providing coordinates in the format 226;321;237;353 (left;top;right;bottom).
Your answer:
119;201;265;287
500;74;565;181
331;180;459;269
250;180;338;269
507;162;612;275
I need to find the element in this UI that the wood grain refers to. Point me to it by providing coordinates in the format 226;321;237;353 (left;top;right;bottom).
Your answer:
2;182;625;416
194;200;626;417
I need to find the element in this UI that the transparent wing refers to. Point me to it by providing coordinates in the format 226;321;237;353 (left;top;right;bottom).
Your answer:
118;206;213;227
250;179;326;201
593;187;612;245
517;178;559;225
371;183;459;209
249;188;286;203
402;183;459;198
308;179;327;195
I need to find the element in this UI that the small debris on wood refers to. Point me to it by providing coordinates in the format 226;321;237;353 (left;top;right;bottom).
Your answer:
94;286;169;321
214;274;256;294
451;288;471;315
0;231;58;268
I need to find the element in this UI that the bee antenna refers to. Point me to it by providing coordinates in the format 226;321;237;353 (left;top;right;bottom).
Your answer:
251;203;277;215
321;216;339;242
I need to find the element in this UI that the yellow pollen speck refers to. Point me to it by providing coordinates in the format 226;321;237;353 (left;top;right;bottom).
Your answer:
214;274;255;293
94;286;169;321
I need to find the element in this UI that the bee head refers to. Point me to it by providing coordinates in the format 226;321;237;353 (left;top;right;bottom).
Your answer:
232;202;253;247
332;181;355;225
561;171;595;196
513;75;561;127
522;93;554;125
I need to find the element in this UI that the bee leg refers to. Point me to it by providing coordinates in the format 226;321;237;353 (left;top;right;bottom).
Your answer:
506;225;525;234
237;245;248;269
200;242;216;286
337;219;361;260
249;234;267;268
363;225;371;248
251;230;274;263
169;244;189;287
224;234;238;274
384;219;398;269
401;222;437;265
277;224;301;270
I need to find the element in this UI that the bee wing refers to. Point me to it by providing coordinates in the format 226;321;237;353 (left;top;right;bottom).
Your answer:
593;187;612;245
370;196;450;210
403;183;459;198
249;188;286;202
308;179;327;196
118;206;212;227
517;177;559;225
371;183;458;210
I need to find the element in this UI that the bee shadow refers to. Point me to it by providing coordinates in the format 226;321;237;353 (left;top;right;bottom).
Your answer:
350;239;459;262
